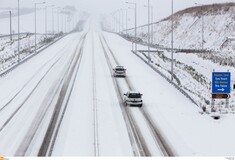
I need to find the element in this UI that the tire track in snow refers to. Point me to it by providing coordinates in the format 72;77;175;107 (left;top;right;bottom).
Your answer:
0;36;77;113
100;33;176;156
91;31;99;156
13;33;86;156
99;34;145;156
37;33;87;156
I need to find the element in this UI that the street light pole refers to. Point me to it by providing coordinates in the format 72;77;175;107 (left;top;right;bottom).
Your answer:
35;3;37;55
45;6;47;37
148;0;150;63
9;11;12;41
125;9;128;34
144;5;153;44
195;3;204;50
64;13;67;33
52;7;54;34
118;10;121;33
61;9;64;32
135;3;137;53
111;13;115;32
18;0;20;62
57;7;60;33
35;2;45;55
115;10;119;33
202;13;204;50
126;2;137;53
0;10;13;40
171;0;174;81
121;9;124;33
151;6;153;43
64;14;67;33
45;5;54;37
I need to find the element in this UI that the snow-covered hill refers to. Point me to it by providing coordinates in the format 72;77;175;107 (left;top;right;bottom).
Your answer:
0;8;87;74
102;2;235;115
127;3;235;53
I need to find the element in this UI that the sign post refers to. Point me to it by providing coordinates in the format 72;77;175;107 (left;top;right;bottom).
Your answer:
211;72;231;111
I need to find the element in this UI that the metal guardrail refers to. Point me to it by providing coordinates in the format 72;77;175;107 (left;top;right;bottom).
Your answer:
0;34;66;77
0;32;32;38
106;30;211;53
132;50;199;107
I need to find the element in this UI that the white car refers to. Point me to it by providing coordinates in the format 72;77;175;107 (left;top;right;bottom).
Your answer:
124;91;143;107
113;66;126;77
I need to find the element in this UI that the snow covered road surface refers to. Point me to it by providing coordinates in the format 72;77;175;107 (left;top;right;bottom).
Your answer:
102;31;235;156
0;32;85;155
52;26;133;156
0;18;235;156
99;33;175;156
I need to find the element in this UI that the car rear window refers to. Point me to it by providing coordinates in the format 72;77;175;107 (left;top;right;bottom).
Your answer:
116;68;125;71
128;93;141;98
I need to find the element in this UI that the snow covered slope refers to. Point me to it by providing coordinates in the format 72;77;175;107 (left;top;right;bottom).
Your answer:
102;3;235;115
127;3;235;53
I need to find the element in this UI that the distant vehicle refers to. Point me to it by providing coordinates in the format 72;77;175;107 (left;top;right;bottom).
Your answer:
123;91;143;107
113;66;126;77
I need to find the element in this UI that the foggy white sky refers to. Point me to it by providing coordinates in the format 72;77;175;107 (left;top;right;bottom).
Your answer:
0;0;233;25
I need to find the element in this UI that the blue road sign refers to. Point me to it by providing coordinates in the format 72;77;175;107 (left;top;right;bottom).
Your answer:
212;72;231;94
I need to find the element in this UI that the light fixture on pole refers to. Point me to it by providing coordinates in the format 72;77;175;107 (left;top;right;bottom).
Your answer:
126;1;137;53
35;2;45;55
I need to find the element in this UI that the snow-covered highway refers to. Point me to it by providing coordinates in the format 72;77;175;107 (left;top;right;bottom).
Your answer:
0;19;235;157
